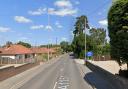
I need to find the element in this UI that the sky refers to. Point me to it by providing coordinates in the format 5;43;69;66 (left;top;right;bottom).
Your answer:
0;0;112;46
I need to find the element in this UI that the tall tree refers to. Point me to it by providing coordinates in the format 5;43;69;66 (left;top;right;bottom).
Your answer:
72;15;89;58
73;16;89;36
108;0;128;69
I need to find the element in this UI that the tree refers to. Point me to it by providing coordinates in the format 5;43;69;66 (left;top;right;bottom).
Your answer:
73;16;89;36
72;15;89;59
6;41;13;47
108;0;128;69
60;41;70;52
89;28;106;55
17;41;31;48
2;41;13;47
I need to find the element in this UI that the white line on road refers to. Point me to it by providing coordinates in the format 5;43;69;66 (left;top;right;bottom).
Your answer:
53;82;58;89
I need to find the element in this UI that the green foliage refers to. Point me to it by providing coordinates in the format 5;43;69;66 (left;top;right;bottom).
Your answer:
72;15;88;59
86;34;93;51
60;41;72;52
102;43;110;55
17;41;31;48
72;33;85;58
88;28;107;55
108;0;128;65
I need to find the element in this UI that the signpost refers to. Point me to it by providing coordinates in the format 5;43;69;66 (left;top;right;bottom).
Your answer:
86;51;93;60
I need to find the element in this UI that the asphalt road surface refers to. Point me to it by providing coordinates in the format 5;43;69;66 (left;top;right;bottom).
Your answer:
19;54;92;89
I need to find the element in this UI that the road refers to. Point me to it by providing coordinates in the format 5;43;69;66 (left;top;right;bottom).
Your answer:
19;54;92;89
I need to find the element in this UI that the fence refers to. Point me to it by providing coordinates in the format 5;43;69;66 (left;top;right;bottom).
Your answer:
0;57;36;65
92;55;111;61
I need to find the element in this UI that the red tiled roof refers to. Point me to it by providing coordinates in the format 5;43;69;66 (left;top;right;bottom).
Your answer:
0;48;4;51
0;48;4;53
0;45;34;55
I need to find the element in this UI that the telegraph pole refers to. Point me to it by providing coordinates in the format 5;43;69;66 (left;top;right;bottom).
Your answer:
56;37;58;57
47;8;50;61
85;18;87;63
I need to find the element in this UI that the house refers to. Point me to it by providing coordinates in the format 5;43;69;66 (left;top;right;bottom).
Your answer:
0;44;35;60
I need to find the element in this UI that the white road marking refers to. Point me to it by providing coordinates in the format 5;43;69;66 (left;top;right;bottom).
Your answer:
57;76;70;89
53;82;58;89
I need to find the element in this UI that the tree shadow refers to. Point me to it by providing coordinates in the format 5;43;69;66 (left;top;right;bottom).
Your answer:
84;72;115;89
118;69;128;78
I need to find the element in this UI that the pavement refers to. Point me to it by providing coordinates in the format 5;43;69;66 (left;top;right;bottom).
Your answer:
76;60;118;89
88;60;127;74
0;54;119;89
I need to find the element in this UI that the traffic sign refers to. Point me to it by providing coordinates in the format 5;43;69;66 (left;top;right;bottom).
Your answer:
86;51;93;57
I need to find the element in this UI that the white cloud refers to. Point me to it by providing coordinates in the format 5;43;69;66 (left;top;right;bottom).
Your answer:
55;21;63;28
28;8;47;15
30;25;44;30
0;26;11;32
99;19;108;26
48;0;78;16
48;8;78;16
45;25;53;30
54;0;72;8
61;37;67;41
14;16;32;23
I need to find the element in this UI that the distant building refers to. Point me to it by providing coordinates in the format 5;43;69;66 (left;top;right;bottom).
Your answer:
0;44;34;60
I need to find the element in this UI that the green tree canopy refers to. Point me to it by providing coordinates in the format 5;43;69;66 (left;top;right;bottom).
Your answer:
108;0;128;67
60;41;71;52
89;28;106;55
17;41;31;48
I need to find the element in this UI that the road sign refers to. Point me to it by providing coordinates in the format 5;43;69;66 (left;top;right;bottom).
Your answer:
86;51;93;57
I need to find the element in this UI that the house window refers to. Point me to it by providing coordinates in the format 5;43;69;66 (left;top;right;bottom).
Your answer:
25;54;31;59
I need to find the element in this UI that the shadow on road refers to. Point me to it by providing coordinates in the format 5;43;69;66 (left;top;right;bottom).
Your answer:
84;72;114;89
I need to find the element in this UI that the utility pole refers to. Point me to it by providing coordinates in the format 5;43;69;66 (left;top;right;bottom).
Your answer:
85;18;87;63
47;9;50;61
47;46;50;62
56;37;58;57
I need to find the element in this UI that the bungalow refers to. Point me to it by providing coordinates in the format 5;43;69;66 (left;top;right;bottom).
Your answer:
0;44;35;60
